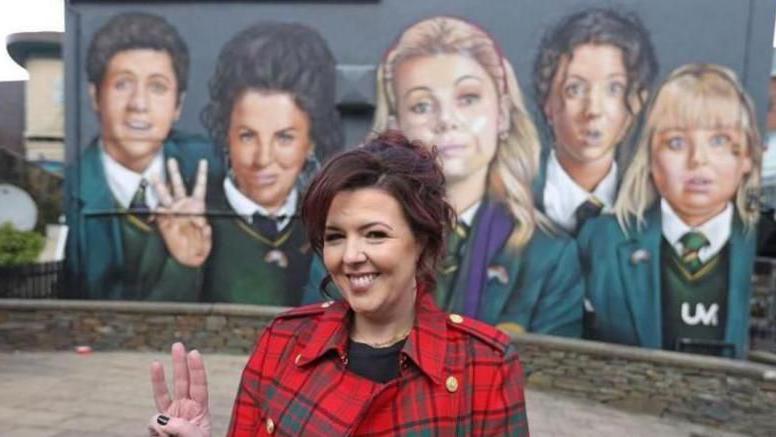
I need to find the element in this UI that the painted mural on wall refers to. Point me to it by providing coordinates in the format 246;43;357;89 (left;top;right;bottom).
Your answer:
304;16;585;338
64;13;221;301
578;64;762;358
532;9;658;235
64;13;342;303
199;22;341;305
64;5;768;359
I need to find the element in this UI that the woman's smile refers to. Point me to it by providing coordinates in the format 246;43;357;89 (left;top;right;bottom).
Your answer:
347;273;380;293
324;188;421;318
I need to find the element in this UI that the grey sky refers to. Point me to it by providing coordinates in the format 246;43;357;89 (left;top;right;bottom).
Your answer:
0;0;64;82
0;2;773;82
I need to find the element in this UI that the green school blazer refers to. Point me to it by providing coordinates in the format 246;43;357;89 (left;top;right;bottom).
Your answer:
302;199;583;337
63;131;223;301
202;188;312;306
577;207;755;358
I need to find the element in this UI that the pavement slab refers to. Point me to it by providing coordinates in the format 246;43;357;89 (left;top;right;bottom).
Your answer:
0;351;745;436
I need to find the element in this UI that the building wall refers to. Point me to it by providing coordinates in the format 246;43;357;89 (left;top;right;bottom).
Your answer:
24;57;63;162
0;81;25;155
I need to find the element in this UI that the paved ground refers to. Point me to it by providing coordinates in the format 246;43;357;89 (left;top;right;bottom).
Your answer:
0;351;744;437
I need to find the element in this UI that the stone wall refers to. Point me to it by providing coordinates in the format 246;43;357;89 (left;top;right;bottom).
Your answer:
1;299;775;435
516;334;776;435
0;300;277;354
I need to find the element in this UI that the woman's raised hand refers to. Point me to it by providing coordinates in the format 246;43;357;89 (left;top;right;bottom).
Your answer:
148;342;212;437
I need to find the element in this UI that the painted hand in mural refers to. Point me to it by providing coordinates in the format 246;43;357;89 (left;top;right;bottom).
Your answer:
148;342;211;437
153;158;212;267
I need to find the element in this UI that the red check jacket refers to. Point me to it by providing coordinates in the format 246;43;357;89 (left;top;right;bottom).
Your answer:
227;292;528;436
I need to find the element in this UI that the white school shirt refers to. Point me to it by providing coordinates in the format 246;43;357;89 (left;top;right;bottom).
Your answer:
223;177;297;232
543;150;617;233
100;142;165;209
661;199;733;263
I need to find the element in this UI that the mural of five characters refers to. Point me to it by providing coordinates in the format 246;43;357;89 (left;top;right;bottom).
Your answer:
64;9;764;359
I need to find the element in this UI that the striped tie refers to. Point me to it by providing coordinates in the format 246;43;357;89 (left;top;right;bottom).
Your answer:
129;179;150;215
679;231;710;274
442;222;469;273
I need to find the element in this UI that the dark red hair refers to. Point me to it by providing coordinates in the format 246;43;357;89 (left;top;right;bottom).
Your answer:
301;130;455;291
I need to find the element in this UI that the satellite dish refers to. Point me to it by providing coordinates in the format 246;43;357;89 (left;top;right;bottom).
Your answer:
0;184;38;231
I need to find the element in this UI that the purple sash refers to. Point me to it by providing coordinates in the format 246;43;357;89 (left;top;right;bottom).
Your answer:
463;201;515;317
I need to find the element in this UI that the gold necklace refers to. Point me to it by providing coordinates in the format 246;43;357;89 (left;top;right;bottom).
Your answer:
352;326;412;349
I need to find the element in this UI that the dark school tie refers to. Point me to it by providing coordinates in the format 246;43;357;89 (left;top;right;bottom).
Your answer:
251;212;287;240
436;221;470;310
441;222;470;273
574;196;604;232
129;179;150;215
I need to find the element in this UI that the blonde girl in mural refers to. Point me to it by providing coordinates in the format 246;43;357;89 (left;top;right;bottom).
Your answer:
578;64;762;358
358;16;582;336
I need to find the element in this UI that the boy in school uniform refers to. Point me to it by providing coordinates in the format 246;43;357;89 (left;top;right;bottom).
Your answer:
65;13;219;300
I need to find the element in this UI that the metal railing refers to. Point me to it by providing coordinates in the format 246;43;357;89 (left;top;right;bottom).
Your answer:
0;261;62;298
751;257;776;352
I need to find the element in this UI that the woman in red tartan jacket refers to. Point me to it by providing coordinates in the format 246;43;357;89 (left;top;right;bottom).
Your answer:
148;131;529;436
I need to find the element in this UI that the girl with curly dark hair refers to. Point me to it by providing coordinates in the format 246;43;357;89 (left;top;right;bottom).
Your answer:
200;22;343;305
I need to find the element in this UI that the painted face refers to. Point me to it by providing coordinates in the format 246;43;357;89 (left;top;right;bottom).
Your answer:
228;91;312;213
92;49;181;172
393;54;502;184
651;127;752;225
545;44;633;165
323;188;422;320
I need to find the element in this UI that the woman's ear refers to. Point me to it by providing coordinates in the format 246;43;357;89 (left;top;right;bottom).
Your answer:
174;92;186;122
543;97;556;127
88;84;99;113
415;235;428;264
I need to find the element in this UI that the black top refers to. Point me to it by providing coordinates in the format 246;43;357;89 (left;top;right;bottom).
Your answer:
346;338;406;384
